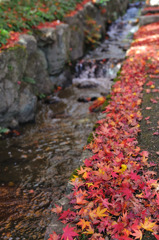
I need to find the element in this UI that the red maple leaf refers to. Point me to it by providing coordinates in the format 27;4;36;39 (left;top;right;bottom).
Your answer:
156;194;159;206
146;81;155;86
59;209;71;220
61;225;78;240
154;234;159;240
130;172;141;181
121;188;133;200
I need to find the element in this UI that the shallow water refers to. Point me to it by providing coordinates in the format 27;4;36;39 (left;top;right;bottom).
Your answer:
0;4;141;240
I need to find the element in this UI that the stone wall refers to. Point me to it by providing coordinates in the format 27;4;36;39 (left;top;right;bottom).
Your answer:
0;0;129;128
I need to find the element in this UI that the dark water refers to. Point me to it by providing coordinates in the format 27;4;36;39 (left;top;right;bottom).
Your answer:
0;4;141;240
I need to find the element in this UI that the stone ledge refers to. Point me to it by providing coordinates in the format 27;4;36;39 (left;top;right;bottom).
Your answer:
139;14;159;26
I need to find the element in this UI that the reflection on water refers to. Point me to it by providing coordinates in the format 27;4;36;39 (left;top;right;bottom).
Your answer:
0;4;141;240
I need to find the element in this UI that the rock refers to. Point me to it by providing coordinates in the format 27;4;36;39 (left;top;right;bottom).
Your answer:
18;84;37;123
35;27;57;47
140;7;159;16
139;15;159;26
24;48;53;94
18;34;53;94
44;96;61;104
44;197;70;240
38;24;70;76
73;77;112;90
64;13;85;60
50;68;72;87
0;46;27;127
106;0;129;22
73;78;99;88
83;2;106;38
44;214;66;240
10;119;19;128
0;45;39;127
0;46;27;84
18;34;37;54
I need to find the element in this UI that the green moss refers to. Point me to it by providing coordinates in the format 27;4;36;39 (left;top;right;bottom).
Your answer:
38;93;46;99
0;127;10;137
93;123;99;131
87;132;94;144
22;77;36;84
101;94;112;111
8;64;14;71
79;234;89;240
8;44;26;51
69;166;81;180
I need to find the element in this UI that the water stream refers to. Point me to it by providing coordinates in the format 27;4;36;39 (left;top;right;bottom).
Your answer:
0;4;141;240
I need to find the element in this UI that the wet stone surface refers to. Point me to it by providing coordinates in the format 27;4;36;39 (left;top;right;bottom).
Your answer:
0;4;141;240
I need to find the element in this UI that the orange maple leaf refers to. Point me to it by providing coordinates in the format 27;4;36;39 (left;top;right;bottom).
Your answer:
77;219;91;230
51;204;62;214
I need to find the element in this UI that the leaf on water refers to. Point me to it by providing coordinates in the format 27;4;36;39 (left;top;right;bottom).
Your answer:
145;116;150;120
150;98;157;104
146;81;155;86
153;132;159;136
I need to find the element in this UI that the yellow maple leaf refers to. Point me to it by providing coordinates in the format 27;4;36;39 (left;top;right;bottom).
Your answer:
71;175;79;182
96;206;107;218
121;164;127;173
89;209;97;220
141;218;156;232
83;225;94;235
86;182;93;187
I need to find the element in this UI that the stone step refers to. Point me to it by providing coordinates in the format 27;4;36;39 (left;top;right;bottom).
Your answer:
139;14;159;26
141;7;159;15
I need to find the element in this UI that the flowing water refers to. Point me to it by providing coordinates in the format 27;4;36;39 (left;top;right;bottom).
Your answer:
0;4;141;240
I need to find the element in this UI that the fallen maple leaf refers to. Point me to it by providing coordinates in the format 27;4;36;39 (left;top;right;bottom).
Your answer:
51;204;62;214
154;234;159;240
145;116;150;120
131;229;142;240
48;231;59;240
59;209;70;220
141;218;156;232
83;225;94;235
61;225;78;240
146;81;155;86
146;89;151;93
96;206;107;218
150;98;158;104
153;131;159;136
77;219;90;230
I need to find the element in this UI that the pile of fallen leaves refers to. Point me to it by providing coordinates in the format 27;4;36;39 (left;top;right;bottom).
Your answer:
49;15;159;240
